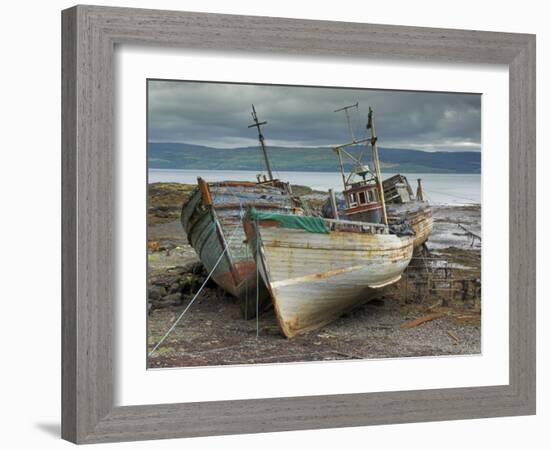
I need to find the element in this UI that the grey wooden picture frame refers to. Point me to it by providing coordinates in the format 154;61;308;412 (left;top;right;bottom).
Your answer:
61;4;536;444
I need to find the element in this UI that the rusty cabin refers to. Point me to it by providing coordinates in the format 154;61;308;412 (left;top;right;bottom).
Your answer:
342;174;384;223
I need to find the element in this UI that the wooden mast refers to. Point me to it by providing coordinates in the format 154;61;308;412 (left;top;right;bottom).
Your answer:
335;147;347;190
367;107;388;225
248;104;274;181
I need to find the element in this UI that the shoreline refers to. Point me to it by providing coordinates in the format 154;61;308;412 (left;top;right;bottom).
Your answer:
148;171;481;205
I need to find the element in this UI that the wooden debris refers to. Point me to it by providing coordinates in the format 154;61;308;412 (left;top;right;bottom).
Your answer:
455;313;480;320
330;351;363;360
400;312;447;329
458;223;481;240
458;223;481;247
447;330;460;343
427;299;443;311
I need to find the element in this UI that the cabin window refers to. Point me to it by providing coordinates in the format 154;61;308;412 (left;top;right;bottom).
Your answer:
367;190;374;203
358;191;366;204
348;192;357;206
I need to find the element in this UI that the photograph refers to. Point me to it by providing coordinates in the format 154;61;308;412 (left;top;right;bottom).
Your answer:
146;80;482;368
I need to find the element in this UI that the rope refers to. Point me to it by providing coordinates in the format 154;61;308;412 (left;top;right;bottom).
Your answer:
273;167;283;183
226;192;261;336
148;222;242;357
425;188;479;204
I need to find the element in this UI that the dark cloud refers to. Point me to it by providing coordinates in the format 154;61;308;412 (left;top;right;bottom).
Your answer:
148;80;481;152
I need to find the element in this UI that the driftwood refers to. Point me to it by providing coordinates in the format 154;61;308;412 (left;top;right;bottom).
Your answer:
458;223;481;239
400;312;447;329
447;330;461;343
427;300;443;311
458;223;481;247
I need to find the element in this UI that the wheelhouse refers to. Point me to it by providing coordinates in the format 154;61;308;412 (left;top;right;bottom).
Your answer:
345;182;380;208
343;181;383;223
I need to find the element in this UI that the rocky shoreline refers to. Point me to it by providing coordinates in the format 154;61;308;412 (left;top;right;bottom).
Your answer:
146;182;481;368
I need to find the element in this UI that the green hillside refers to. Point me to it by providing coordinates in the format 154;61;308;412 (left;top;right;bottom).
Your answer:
148;142;481;174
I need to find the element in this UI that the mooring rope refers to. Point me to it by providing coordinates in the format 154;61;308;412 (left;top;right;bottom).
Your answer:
148;222;243;357
424;188;479;204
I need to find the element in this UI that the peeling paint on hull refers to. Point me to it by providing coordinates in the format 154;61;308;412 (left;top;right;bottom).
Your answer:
180;181;296;318
245;222;414;337
411;209;433;248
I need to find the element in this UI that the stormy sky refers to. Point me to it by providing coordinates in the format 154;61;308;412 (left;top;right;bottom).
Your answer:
148;80;481;152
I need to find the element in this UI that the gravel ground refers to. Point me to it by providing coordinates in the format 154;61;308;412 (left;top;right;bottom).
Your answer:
147;204;481;368
147;293;480;368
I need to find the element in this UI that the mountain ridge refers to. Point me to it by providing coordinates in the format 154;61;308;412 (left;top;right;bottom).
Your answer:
148;142;481;174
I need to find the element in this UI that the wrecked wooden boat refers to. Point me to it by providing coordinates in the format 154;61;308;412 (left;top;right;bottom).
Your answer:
383;175;433;250
323;174;433;250
180;105;300;318
386;201;433;250
243;104;415;337
322;168;433;252
243;210;414;337
321;104;433;251
322;106;432;251
181;178;298;318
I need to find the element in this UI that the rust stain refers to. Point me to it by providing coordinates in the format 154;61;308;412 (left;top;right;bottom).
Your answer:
212;270;239;295
233;260;256;280
257;219;281;228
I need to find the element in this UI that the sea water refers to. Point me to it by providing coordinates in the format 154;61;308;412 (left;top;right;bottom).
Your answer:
148;168;481;205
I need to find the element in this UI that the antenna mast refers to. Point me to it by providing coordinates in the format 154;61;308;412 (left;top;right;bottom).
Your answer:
334;102;359;143
248;104;273;181
333;102;370;190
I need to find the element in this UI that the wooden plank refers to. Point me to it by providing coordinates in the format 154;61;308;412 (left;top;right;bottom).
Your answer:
400;312;447;329
448;331;461;343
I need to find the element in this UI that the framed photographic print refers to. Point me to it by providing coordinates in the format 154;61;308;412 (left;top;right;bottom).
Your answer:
62;5;535;444
145;80;484;367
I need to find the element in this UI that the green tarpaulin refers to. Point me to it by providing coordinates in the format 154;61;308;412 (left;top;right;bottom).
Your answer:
246;207;329;234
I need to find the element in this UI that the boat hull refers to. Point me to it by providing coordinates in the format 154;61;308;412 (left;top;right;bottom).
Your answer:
387;203;433;249
181;180;295;318
244;220;414;337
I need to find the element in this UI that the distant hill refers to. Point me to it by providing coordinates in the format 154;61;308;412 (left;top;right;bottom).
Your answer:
148;142;481;174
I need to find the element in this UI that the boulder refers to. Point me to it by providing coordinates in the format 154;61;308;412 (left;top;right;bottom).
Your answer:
163;292;182;306
148;285;166;301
